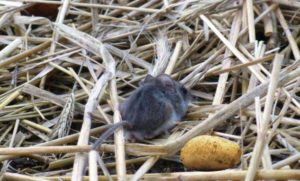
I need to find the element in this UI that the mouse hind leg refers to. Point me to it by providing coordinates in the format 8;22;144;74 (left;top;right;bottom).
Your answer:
125;130;146;142
150;103;178;138
152;117;177;138
143;121;176;139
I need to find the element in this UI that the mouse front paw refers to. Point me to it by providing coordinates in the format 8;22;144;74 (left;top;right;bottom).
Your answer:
162;130;170;137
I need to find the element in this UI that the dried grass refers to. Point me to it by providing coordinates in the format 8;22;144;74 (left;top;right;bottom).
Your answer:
0;0;300;180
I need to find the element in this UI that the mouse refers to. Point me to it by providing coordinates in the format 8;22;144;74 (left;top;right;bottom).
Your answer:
92;74;191;150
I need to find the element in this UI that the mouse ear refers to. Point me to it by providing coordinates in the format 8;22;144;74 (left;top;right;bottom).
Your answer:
156;74;176;92
139;74;155;86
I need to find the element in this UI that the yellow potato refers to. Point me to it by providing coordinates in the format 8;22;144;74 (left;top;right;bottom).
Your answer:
180;135;241;170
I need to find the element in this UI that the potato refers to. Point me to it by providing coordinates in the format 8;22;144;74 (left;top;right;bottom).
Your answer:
180;135;241;170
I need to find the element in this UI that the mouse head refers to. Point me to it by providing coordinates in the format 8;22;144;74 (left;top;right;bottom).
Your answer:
156;74;177;93
158;74;192;102
140;74;192;101
139;74;176;93
177;82;192;102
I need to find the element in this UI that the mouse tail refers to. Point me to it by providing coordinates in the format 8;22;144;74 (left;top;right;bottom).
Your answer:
92;121;129;150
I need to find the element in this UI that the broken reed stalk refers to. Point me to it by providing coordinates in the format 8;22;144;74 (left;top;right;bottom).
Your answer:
48;0;70;54
238;3;278;37
182;45;225;83
72;71;111;181
0;145;92;155
97;153;113;181
245;54;283;181
20;0;160;13
200;15;266;82
51;21;119;180
130;156;159;181
0;22;92;101
0;41;51;69
266;79;300;152
202;13;297;112
262;3;273;37
0;126;110;163
275;6;300;60
273;153;300;169
212;9;241;105
89;150;98;181
22;119;52;134
90;0;99;35
3;170;300;181
0;119;20;180
101;45;127;180
0;90;20;110
0;37;22;60
246;0;256;42
210;54;274;75
164;40;182;75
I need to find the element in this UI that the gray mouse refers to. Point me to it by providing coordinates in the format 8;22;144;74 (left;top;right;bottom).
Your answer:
92;74;191;150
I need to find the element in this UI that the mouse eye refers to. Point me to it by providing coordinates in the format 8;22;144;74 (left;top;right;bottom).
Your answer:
180;86;187;95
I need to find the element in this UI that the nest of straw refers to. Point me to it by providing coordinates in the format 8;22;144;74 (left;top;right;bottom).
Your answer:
0;0;300;180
